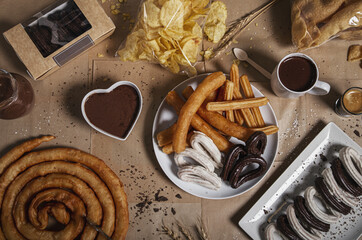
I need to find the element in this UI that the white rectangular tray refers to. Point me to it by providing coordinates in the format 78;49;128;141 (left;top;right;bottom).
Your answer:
239;122;362;240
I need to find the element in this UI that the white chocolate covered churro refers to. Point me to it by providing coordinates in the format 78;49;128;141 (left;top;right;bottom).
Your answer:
265;147;361;239
304;186;341;224
322;168;359;208
339;147;362;187
174;131;223;190
177;166;222;190
264;223;288;240
286;204;322;240
190;131;222;169
174;148;215;172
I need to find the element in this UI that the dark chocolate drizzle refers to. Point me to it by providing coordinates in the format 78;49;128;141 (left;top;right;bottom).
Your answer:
222;144;246;181
228;155;267;188
246;131;267;155
314;177;351;215
331;158;362;197
294;196;330;232
276;214;301;240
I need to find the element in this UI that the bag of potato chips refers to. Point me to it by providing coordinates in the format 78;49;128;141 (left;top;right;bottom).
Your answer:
116;0;227;76
291;0;362;50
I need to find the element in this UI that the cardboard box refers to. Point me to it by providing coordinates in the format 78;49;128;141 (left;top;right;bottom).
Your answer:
3;0;115;80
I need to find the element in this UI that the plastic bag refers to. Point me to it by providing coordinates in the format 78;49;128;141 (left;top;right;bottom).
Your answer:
116;0;211;76
291;0;362;50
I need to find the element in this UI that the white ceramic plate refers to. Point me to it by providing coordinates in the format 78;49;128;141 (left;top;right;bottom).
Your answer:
152;74;279;199
239;122;362;240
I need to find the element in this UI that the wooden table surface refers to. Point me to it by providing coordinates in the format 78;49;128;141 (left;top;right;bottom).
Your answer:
0;0;361;239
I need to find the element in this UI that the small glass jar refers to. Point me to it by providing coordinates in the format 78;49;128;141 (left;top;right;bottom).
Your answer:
0;69;34;120
334;87;362;117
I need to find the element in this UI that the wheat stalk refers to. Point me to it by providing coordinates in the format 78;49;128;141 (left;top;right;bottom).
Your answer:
195;218;209;240
162;224;182;240
176;220;194;240
211;0;279;59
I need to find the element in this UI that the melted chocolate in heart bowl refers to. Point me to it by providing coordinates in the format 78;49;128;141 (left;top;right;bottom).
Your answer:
84;85;140;139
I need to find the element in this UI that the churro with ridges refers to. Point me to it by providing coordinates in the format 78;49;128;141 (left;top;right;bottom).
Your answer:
157;124;177;147
173;72;226;153
161;131;193;154
224;81;235;122
166;90;232;152
215;85;225;115
233;89;257;127
162;143;174;155
230;63;240;93
182;88;278;141
206;97;268;111
230;64;245;125
240;75;265;127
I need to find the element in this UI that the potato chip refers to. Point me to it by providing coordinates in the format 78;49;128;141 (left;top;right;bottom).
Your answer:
146;39;161;52
181;38;200;62
204;21;226;43
192;0;210;12
118;29;145;61
162;28;185;41
168;55;180;73
158;0;167;6
117;0;214;75
160;0;184;29
143;1;161;28
204;1;227;43
158;49;176;64
183;21;203;38
183;0;192;20
206;1;227;24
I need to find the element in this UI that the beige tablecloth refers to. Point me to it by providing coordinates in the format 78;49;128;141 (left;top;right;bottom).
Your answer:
0;0;361;239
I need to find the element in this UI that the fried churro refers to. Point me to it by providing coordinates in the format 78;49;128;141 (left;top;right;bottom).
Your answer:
166;90;232;152
206;97;268;112
157;124;176;147
173;72;226;153
233;89;257;127
240;75;265;127
230;64;245;125
224;81;235;122
182;87;278;141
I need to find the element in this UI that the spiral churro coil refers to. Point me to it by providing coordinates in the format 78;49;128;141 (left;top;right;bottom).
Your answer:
0;136;129;240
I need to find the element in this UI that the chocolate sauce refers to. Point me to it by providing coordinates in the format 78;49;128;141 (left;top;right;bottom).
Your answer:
0;76;14;103
84;85;140;138
279;56;317;92
0;73;34;120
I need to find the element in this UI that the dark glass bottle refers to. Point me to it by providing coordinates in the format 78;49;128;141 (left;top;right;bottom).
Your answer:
0;70;34;119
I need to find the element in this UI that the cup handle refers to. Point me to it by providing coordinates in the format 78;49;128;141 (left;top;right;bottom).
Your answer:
308;80;330;95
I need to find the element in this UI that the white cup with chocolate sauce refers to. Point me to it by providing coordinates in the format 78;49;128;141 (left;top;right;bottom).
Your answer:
271;53;330;98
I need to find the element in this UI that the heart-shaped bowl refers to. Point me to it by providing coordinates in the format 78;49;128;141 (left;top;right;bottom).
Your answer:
81;81;142;141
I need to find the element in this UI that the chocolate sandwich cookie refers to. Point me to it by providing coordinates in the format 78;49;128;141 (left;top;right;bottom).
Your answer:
331;158;362;197
221;144;246;181
246;131;267;155
229;155;267;188
315;177;351;215
276;214;302;240
294;196;330;232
